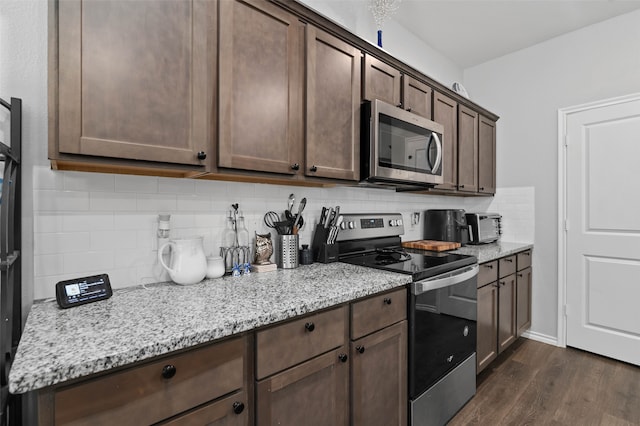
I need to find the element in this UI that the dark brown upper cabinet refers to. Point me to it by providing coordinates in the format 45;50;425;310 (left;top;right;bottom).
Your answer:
432;91;458;191
363;54;402;106
478;115;497;195
306;25;361;181
218;0;304;176
52;0;214;170
402;75;432;119
457;105;479;193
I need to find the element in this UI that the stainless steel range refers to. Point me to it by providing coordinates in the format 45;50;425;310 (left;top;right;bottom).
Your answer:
337;213;478;426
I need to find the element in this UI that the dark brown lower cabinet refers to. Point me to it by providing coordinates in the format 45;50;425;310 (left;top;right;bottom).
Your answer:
516;267;533;336
498;274;517;354
159;391;248;426
476;283;498;374
256;347;349;426
351;321;407;426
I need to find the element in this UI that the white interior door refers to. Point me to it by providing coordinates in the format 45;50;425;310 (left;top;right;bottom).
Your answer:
565;96;640;366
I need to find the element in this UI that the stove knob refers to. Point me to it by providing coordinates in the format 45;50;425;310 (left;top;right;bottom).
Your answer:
389;219;397;227
348;221;355;229
340;222;347;230
397;219;403;226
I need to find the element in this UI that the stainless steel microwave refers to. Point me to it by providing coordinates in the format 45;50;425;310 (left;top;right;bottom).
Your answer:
361;99;444;187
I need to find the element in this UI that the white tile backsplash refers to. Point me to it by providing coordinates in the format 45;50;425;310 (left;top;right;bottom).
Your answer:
31;165;535;298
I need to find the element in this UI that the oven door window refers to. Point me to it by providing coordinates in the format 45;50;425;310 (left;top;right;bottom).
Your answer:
378;113;442;175
409;279;477;399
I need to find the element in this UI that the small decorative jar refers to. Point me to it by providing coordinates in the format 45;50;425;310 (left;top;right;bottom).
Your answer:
206;256;225;279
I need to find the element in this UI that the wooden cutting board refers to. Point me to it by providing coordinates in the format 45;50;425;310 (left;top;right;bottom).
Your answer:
401;240;461;252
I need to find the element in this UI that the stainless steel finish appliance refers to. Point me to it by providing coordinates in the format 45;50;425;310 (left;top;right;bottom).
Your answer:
424;209;469;245
337;213;478;426
361;99;444;188
465;212;502;244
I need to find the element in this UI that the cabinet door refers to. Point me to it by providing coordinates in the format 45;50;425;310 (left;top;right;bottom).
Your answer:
306;26;361;181
159;391;248;426
351;321;407;426
478;115;496;194
432;91;458;191
457;105;479;193
476;283;498;374
516;267;532;337
498;274;517;354
363;54;401;106
256;348;348;426
402;76;432;119
56;0;212;167
218;0;303;175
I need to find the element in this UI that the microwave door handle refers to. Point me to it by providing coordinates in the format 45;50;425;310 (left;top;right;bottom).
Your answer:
431;132;442;173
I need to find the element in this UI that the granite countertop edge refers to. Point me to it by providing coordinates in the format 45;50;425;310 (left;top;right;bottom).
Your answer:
451;241;533;263
9;262;412;394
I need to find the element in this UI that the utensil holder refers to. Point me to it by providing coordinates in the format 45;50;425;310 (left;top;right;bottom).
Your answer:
311;224;339;263
277;234;299;269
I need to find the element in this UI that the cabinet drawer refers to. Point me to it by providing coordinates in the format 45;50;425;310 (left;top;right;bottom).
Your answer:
517;250;532;271
55;336;247;426
478;261;498;288
256;306;347;379
498;255;516;278
351;288;407;340
159;390;248;426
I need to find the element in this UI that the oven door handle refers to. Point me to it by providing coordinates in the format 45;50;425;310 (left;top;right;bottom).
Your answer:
412;264;478;295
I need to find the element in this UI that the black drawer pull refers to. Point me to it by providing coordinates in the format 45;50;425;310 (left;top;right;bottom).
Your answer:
310;165;318;172
161;364;176;379
484;264;494;269
517;273;523;277
291;163;300;171
232;401;245;415
305;322;315;332
356;345;365;354
383;297;392;305
338;353;348;363
196;151;207;160
504;258;513;262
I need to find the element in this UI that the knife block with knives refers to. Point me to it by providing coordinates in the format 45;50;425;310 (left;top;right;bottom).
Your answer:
311;224;339;263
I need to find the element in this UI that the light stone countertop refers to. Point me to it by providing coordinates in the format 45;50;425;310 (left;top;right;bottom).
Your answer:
451;241;533;263
9;262;412;394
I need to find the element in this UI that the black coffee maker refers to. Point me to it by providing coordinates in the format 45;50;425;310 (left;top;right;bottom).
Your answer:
423;209;470;245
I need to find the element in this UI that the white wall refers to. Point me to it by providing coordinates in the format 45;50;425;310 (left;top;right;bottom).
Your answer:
463;9;640;340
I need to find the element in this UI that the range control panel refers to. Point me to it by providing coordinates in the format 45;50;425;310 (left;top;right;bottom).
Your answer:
336;213;405;242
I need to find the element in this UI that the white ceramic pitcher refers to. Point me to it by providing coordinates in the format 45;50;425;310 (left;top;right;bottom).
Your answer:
158;236;207;285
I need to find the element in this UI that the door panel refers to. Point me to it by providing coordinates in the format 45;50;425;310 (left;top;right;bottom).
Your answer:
566;96;640;366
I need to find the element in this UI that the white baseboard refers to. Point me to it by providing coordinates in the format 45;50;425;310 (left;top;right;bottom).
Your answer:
521;330;559;346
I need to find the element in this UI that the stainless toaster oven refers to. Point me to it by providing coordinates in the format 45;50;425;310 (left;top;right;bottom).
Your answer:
465;213;501;244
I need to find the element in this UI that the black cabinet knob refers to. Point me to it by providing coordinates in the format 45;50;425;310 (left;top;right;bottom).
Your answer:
406;107;412;112
305;322;315;332
480;187;485;191
396;103;403;108
459;184;465;189
356;345;365;354
161;364;176;379
291;163;300;171
485;264;493;269
505;258;513;262
197;151;207;160
517;273;523;277
232;401;245;415
338;353;348;363
310;165;318;172
383;297;392;305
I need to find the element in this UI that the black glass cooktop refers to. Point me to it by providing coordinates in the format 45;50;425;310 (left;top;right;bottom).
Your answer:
341;247;477;281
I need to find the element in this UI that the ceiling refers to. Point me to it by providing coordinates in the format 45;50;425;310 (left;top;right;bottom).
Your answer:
386;0;640;68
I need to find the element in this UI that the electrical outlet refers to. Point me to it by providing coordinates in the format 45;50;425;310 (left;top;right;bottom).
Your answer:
411;212;420;226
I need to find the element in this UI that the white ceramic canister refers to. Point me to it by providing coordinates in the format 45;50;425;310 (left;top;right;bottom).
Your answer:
206;256;225;279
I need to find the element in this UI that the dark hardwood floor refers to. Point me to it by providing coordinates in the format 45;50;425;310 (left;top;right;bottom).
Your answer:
449;339;640;426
